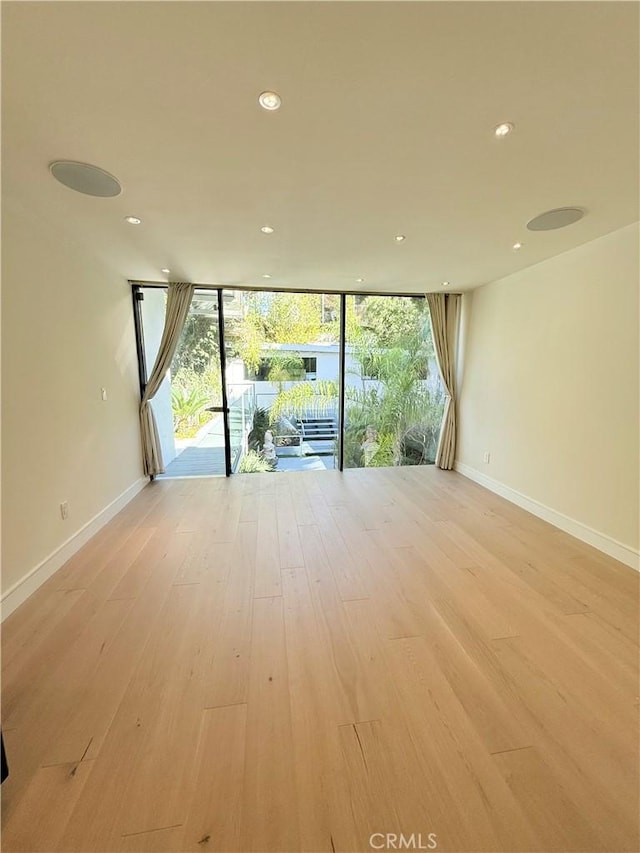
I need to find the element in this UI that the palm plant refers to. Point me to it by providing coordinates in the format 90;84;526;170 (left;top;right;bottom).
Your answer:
345;325;443;466
269;380;338;424
171;386;210;433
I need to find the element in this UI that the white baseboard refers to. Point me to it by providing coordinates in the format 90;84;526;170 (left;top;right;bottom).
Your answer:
453;461;639;572
1;477;148;621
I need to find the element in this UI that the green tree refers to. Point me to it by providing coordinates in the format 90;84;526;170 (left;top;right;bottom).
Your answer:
171;314;219;375
360;296;426;348
226;291;340;376
263;293;326;343
233;309;266;374
266;353;305;388
227;291;339;358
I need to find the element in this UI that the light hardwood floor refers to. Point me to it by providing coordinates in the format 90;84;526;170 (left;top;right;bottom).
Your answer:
1;467;638;853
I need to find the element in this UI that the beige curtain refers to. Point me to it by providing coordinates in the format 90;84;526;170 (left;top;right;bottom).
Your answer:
426;292;461;470
140;282;195;476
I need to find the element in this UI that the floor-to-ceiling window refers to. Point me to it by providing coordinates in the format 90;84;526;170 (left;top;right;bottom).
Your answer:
223;289;341;472
343;295;444;468
134;286;444;477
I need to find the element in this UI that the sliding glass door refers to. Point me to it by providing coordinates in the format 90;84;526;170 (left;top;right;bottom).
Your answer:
134;286;444;477
137;288;230;477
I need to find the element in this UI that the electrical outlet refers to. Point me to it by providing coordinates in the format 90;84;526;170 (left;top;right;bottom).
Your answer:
60;501;69;520
483;451;491;464
101;388;108;401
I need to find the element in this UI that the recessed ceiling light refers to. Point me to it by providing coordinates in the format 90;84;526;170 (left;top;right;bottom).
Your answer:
50;161;122;197
161;268;171;274
261;225;274;234
259;91;282;111
394;235;406;242
527;207;585;231
494;122;514;138
512;242;523;250
125;216;142;225
442;281;450;287
262;274;272;279
355;278;365;283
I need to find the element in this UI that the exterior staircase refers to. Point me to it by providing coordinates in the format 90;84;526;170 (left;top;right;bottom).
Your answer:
296;416;338;456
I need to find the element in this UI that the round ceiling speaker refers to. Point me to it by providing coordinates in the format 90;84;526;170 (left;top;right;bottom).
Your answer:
526;207;585;231
49;161;122;197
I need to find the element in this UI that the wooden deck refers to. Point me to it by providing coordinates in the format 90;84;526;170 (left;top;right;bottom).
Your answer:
161;446;226;478
1;467;638;852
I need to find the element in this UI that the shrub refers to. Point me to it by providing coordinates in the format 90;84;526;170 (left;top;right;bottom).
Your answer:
239;449;277;474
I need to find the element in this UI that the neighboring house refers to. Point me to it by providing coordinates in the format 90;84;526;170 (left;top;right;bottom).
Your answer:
228;342;342;414
227;341;441;415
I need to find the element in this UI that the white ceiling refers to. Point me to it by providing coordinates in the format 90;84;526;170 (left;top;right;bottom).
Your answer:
2;1;638;293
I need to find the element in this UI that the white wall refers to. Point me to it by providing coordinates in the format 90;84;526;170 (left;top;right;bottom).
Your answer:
1;196;145;607
457;223;639;565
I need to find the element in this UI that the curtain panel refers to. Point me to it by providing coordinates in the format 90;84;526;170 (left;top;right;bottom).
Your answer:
140;282;195;476
426;292;461;470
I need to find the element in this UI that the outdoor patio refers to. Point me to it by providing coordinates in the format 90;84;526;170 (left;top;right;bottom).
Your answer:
160;414;335;478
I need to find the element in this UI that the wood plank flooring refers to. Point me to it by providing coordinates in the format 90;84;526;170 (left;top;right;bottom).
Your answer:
1;467;638;852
